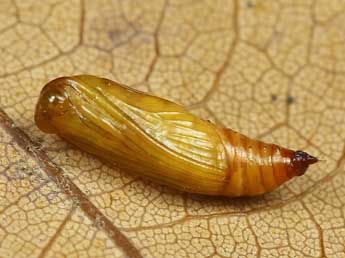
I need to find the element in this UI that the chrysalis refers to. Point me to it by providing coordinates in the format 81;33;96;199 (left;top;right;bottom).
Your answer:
34;75;318;197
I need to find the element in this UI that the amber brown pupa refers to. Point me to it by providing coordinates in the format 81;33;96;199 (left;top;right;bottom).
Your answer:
34;75;318;197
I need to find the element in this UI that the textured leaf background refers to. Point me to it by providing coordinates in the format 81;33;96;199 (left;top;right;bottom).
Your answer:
0;0;345;257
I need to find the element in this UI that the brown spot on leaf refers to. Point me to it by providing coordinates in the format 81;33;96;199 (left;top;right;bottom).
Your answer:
287;95;294;105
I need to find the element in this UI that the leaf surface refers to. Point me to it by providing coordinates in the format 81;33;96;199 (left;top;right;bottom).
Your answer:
0;0;345;257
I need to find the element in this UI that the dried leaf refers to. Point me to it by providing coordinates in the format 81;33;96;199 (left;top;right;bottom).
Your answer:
0;0;344;257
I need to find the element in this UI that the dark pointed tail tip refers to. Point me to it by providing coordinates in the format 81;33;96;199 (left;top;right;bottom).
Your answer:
291;150;319;176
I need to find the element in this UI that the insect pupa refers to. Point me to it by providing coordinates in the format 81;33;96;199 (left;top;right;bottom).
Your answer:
34;75;318;197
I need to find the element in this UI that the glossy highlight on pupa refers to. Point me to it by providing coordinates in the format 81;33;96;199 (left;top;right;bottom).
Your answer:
34;75;318;197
